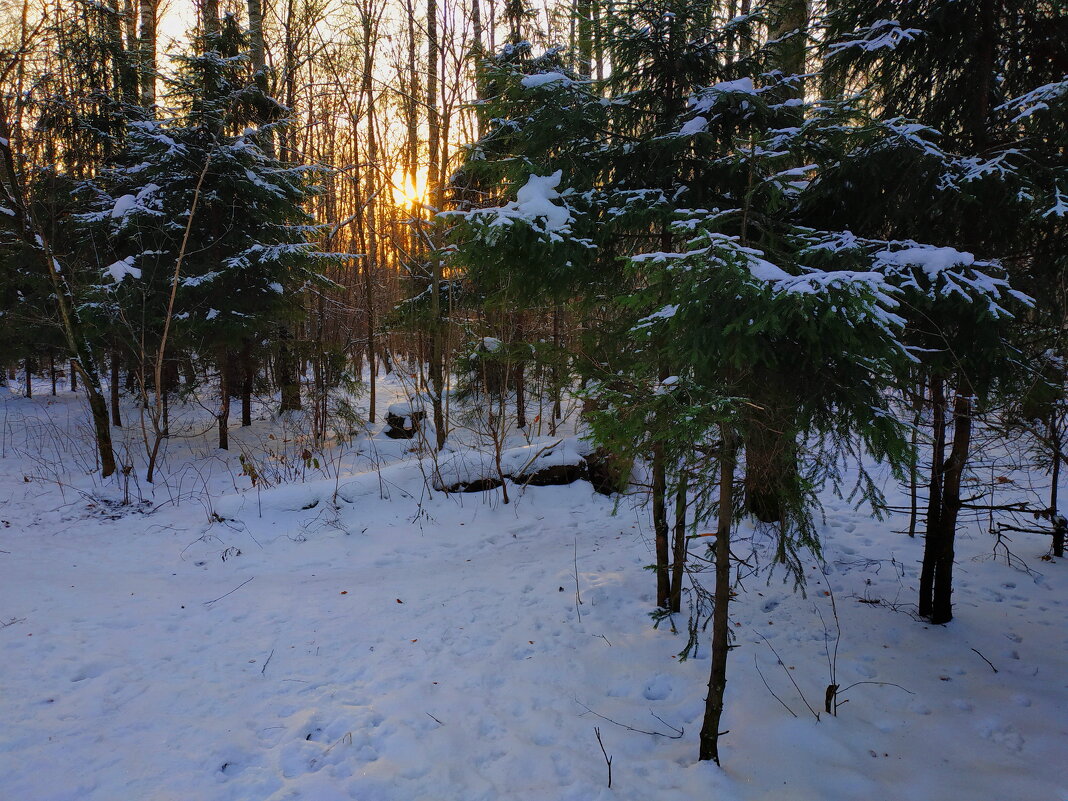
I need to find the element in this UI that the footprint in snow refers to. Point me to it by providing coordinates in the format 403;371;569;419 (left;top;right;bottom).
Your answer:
642;674;672;701
532;731;555;747
70;662;108;682
980;721;1025;753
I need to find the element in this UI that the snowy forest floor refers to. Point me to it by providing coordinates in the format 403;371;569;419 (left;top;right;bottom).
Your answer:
0;379;1065;801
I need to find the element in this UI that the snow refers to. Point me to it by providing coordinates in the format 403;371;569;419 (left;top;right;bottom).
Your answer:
875;245;975;279
386;395;428;419
709;77;756;95
109;184;161;220
469;171;574;237
997;79;1068;122
636;233;901;313
690;78;758;116
110;194;137;219
678;115;708;136
0;382;1066;801
635;304;679;328
513;171;572;232
432;439;588;490
826;19;923;56
520;72;573;89
103;256;141;283
746;255;797;284
655;376;679;395
1043;186;1067;219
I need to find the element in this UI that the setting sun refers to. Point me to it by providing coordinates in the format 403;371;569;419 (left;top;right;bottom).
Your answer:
391;168;428;207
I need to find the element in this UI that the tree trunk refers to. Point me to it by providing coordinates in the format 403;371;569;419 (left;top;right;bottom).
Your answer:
82;371;116;476
200;0;220;43
819;0;845;101
514;314;526;429
593;0;604;80
768;0;809;88
241;341;253;426
70;359;77;391
427;0;447;450
669;473;689;613
1051;416;1064;558
576;0;593;79
973;0;996;152
102;0;138;107
743;396;796;524
361;11;379;423
277;328;301;412
24;357;31;398
0;125;113;475
404;0;420;197
907;379;924;537
110;350;122;426
49;351;56;395
699;430;737;763
651;442;670;609
181;356;196;387
138;0;157;109
471;0;487;136
515;361;526;429
929;387;972;624
919;376;947;619
248;0;266;77
551;304;562;430
218;349;231;450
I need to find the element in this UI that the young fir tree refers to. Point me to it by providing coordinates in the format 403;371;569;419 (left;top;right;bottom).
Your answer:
81;18;328;462
996;78;1068;557
453;0;998;763
818;8;1055;620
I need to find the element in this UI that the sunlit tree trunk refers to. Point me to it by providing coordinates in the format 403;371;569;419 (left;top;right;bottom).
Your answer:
138;0;157;109
200;0;220;42
427;0;447;449
575;0;592;79
361;5;380;421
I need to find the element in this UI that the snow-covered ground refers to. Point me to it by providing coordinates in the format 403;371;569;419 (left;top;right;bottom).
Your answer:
1;382;1065;801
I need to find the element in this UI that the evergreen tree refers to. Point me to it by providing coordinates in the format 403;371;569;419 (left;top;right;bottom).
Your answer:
81;18;328;462
453;0;991;762
820;3;1059;620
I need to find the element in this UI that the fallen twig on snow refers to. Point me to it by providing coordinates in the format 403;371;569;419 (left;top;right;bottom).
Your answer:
204;577;255;606
970;647;998;674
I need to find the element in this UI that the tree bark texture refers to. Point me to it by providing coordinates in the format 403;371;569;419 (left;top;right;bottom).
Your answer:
652;442;670;609
699;430;737;763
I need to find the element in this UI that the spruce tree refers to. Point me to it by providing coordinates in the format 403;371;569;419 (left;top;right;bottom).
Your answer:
81;18;328;460
820;4;1056;620
452;0;956;762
